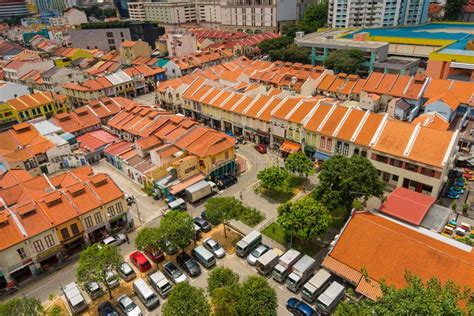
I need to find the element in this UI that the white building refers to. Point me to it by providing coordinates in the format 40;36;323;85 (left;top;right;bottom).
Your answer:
328;0;430;28
64;8;88;25
143;2;197;25
128;2;147;21
166;30;197;57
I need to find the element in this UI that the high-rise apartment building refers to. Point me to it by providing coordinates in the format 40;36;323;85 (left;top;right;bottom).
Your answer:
328;0;430;28
0;0;29;17
35;0;65;13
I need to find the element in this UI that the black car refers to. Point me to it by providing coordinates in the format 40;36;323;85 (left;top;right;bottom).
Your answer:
194;217;211;232
176;252;201;277
215;175;238;189
98;301;120;316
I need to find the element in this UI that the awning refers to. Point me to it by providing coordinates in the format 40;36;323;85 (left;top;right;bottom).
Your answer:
279;140;301;153
313;151;332;161
169;173;205;195
355;277;382;301
321;256;362;286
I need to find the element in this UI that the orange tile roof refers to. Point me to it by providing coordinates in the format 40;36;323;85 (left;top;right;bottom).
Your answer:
320;106;348;136
286;99;319;124
426;91;461;111
121;40;137;48
0;210;25;250
52;107;100;134
334;108;366;141
317;73;337;91
322;256;362;285
373;120;415;157
259;97;283;122
271;97;303;120
407;126;454;168
353;113;384;146
329;212;474;292
411;112;449;130
304;104;332;133
244;95;271;119
7;92;64;111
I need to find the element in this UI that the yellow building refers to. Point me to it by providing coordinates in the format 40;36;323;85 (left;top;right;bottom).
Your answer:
53;48;94;67
120;40;152;65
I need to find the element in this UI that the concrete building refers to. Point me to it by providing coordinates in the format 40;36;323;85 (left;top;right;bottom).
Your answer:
328;0;430;28
120;40;152;65
0;0;29;18
220;0;278;32
69;28;132;51
143;1;197;25
63;8;88;25
0;81;29;103
166;30;197;57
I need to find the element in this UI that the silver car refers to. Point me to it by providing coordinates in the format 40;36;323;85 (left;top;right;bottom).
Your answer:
117;294;142;316
102;234;126;247
247;244;270;266
203;237;225;258
163;261;187;284
105;270;120;288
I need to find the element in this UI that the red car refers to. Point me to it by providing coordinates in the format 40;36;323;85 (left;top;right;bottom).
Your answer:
129;251;152;272
144;249;165;263
255;143;267;154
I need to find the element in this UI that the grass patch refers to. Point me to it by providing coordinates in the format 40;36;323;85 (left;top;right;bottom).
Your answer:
262;222;321;256
239;207;265;227
257;175;305;203
262;222;287;245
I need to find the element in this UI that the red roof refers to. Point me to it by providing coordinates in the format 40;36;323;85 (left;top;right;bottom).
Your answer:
379;187;435;225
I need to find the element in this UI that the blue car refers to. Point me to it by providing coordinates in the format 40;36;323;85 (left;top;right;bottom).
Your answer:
286;298;318;316
447;190;460;199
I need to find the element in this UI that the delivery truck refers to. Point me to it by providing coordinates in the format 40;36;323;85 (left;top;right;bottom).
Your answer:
286;255;316;292
236;230;262;257
301;268;332;303
184;180;218;203
272;249;302;283
316;281;345;314
256;249;280;275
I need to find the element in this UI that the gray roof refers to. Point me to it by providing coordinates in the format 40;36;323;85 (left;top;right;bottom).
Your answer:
0;81;30;103
32;120;63;136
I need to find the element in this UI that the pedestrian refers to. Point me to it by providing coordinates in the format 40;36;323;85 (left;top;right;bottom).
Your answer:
125;234;130;244
239;191;243;200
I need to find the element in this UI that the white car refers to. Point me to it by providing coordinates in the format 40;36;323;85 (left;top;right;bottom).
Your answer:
118;294;142;316
247;244;270;266
102;234;126;247
203;237;225;258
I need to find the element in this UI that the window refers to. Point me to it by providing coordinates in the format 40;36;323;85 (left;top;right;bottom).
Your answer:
405;163;418;172
60;228;70;240
120;32;124;37
33;240;45;253
70;223;79;235
106;32;113;37
45;234;55;247
326;138;332;150
392;174;399;182
108;38;115;44
107;206;115;217
84;216;93;228
94;212;103;224
116;202;123;213
225;151;229;160
17;248;27;260
320;137;326;148
342;143;349;156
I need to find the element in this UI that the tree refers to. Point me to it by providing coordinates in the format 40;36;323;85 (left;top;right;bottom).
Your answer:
205;197;242;237
0;297;44;316
324;49;365;74
257;36;294;55
211;287;239;316
300;1;328;31
236;276;278;316
158;211;194;251
443;0;467;21
277;196;331;242
77;244;123;299
336;272;473;315
135;227;161;252
313;155;384;212
269;45;311;63
162;282;210;316
257;166;289;190
207;266;240;296
284;152;314;177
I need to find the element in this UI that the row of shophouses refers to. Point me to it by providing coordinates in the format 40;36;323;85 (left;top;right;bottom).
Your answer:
160;77;460;197
0;166;129;286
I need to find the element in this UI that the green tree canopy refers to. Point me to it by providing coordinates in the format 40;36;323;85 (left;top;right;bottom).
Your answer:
158;211;195;251
324;49;365;74
207;266;240;296
284;152;314;177
162;282;210;316
204;197;242;237
211;286;239;316
77;243;123;298
236;276;278;316
300;1;328;32
443;0;468;21
269;45;311;63
257;36;294;55
0;297;44;316
277;196;331;242
336;272;473;315
257;166;289;190
313;155;384;212
135;227;161;252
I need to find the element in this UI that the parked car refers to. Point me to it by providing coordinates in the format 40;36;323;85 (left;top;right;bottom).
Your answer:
247;244;270;266
144;249;165;263
286;297;317;316
163;240;178;255
117;294;142;316
447;189;460;199
163;261;187;284
118;262;136;281
85;281;103;300
102;234;126;247
194;217;211;232
176;252;201;277
201;210;207;220
255;143;267;154
98;301;120;316
215;175;238;189
203;237;225;258
105;270;120;288
130;251;152;272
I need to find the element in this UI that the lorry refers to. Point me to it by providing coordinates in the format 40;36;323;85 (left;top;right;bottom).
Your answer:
272;249;302;283
301;269;332;303
286;255;316;292
236;230;262;257
256;249;280;276
316;281;345;314
168;198;187;211
63;282;87;313
184;180;218;203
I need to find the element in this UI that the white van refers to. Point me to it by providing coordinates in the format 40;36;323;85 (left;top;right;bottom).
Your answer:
147;270;173;298
316;281;345;314
63;282;87;313
235;230;262;257
133;278;160;310
192;245;216;268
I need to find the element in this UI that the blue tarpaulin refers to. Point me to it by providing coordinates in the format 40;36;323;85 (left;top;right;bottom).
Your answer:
313;151;332;161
